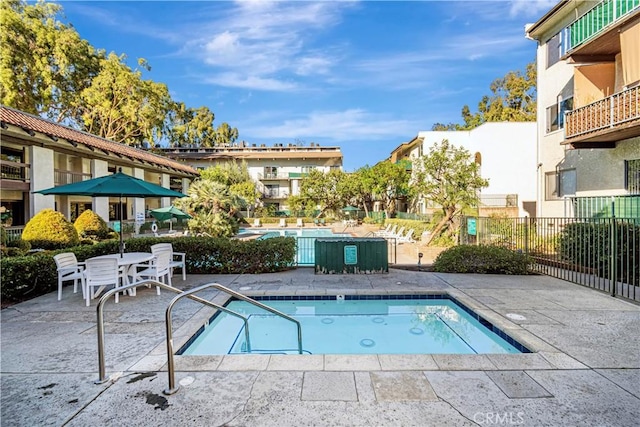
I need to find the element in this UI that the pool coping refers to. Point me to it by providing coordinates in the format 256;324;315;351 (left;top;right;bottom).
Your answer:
134;289;589;374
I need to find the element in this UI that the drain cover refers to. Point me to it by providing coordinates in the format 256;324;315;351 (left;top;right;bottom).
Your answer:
506;313;527;321
321;318;334;324
409;327;424;335
360;339;375;348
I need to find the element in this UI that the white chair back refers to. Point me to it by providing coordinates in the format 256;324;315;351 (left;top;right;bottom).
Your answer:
85;258;119;283
54;252;79;271
151;243;173;255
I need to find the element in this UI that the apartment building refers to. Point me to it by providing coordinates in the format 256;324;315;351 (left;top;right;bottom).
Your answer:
391;122;537;217
159;143;343;212
526;0;640;218
0;106;198;227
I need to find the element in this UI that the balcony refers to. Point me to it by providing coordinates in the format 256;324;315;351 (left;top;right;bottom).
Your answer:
0;160;30;191
561;0;640;59
256;172;291;180
564;86;640;146
54;169;93;186
263;189;289;199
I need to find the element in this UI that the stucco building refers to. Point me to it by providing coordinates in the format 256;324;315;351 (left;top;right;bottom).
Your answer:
526;0;640;217
391;122;538;218
159;143;343;212
0;106;198;229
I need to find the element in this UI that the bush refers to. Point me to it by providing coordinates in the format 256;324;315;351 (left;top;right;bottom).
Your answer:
558;221;639;286
22;209;80;249
0;226;7;246
5;239;31;256
0;236;296;304
74;210;109;239
433;245;532;274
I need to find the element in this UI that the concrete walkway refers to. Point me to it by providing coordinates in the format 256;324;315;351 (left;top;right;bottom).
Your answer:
1;269;639;426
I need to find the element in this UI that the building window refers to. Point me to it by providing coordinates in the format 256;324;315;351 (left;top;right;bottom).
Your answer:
264;166;278;179
301;166;315;174
545;172;559;200
626;159;640;194
559;169;576;197
547;33;561;68
546;97;573;133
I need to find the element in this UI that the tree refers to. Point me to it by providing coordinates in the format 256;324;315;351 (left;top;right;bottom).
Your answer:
167;103;217;147
368;161;411;220
0;0;102;122
298;169;348;217
80;54;173;146
459;61;537;130
411;140;489;245
215;122;239;146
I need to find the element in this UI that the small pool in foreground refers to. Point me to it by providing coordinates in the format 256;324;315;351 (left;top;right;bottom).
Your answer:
180;295;529;355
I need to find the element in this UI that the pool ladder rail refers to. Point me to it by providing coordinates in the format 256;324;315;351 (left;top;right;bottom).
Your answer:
94;281;304;396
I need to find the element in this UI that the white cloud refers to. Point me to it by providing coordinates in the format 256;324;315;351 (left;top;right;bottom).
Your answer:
509;0;558;18
243;109;420;141
204;73;297;91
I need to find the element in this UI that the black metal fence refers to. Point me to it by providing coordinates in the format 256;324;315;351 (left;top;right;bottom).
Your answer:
460;216;639;302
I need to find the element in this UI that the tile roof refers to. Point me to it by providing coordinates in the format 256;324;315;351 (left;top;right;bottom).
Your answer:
0;106;198;176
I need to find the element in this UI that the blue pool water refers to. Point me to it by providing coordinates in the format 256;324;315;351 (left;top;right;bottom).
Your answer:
181;295;527;355
238;228;351;265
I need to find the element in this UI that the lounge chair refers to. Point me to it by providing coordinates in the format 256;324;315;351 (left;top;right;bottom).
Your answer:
374;224;392;236
253;218;261;227
397;229;416;244
375;224;397;237
296;218;304;227
279;218;287;227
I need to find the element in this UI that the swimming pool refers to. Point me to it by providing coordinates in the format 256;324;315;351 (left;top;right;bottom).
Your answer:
180;295;529;355
238;228;351;265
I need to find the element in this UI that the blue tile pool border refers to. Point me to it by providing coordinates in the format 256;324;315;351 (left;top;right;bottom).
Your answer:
177;294;532;355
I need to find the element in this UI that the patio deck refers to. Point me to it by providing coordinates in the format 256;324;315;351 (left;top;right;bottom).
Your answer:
1;269;639;426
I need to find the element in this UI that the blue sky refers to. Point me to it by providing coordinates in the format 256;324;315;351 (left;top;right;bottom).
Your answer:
60;0;555;171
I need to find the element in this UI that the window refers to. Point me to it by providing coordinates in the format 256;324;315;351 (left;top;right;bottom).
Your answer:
547;33;561;68
546;97;573;133
264;166;278;179
559;169;576;197
545;172;559;200
626;159;640;194
301;166;315;174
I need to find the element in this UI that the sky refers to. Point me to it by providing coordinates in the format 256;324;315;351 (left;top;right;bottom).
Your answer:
59;0;556;171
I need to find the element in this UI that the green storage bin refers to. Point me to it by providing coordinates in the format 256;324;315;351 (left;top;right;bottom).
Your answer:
315;238;388;274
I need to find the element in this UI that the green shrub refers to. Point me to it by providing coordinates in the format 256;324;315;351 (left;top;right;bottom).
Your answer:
0;226;7;246
5;239;31;255
433;245;532;274
558;221;639;286
74;209;109;239
22;209;79;249
0;236;296;304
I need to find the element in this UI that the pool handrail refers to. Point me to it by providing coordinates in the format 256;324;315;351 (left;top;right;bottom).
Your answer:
207;283;304;355
94;280;251;390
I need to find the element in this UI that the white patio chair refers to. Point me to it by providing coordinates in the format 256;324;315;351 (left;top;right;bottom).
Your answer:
54;253;86;301
374;224;391;236
390;226;405;239
151;242;187;280
84;257;122;307
253;218;261;227
397;229;416;244
133;249;172;294
296;218;304;227
375;224;397;237
279;218;286;227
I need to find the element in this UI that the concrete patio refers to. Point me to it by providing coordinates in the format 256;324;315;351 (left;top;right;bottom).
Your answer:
1;268;639;426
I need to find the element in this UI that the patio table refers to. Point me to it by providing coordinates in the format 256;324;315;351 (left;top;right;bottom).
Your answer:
88;252;154;294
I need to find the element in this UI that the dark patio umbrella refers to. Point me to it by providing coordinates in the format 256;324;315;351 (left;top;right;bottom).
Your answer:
35;169;186;256
149;206;191;231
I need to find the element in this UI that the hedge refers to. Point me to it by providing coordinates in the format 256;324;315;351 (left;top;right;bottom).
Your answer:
0;236;296;303
433;245;532;274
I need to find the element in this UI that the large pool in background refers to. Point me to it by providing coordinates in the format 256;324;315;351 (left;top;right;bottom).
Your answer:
238;228;351;265
180;295;529;355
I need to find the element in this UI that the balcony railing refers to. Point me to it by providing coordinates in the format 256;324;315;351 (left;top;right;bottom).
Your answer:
564;86;640;140
263;190;289;199
0;160;29;181
561;0;640;56
54;169;93;186
256;172;291;180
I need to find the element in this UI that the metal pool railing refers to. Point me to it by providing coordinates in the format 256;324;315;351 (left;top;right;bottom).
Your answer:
460;216;639;302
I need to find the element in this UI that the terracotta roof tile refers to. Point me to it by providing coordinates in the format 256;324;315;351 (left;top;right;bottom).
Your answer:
0;106;198;176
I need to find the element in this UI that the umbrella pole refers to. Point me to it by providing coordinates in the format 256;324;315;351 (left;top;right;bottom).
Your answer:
119;196;124;257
